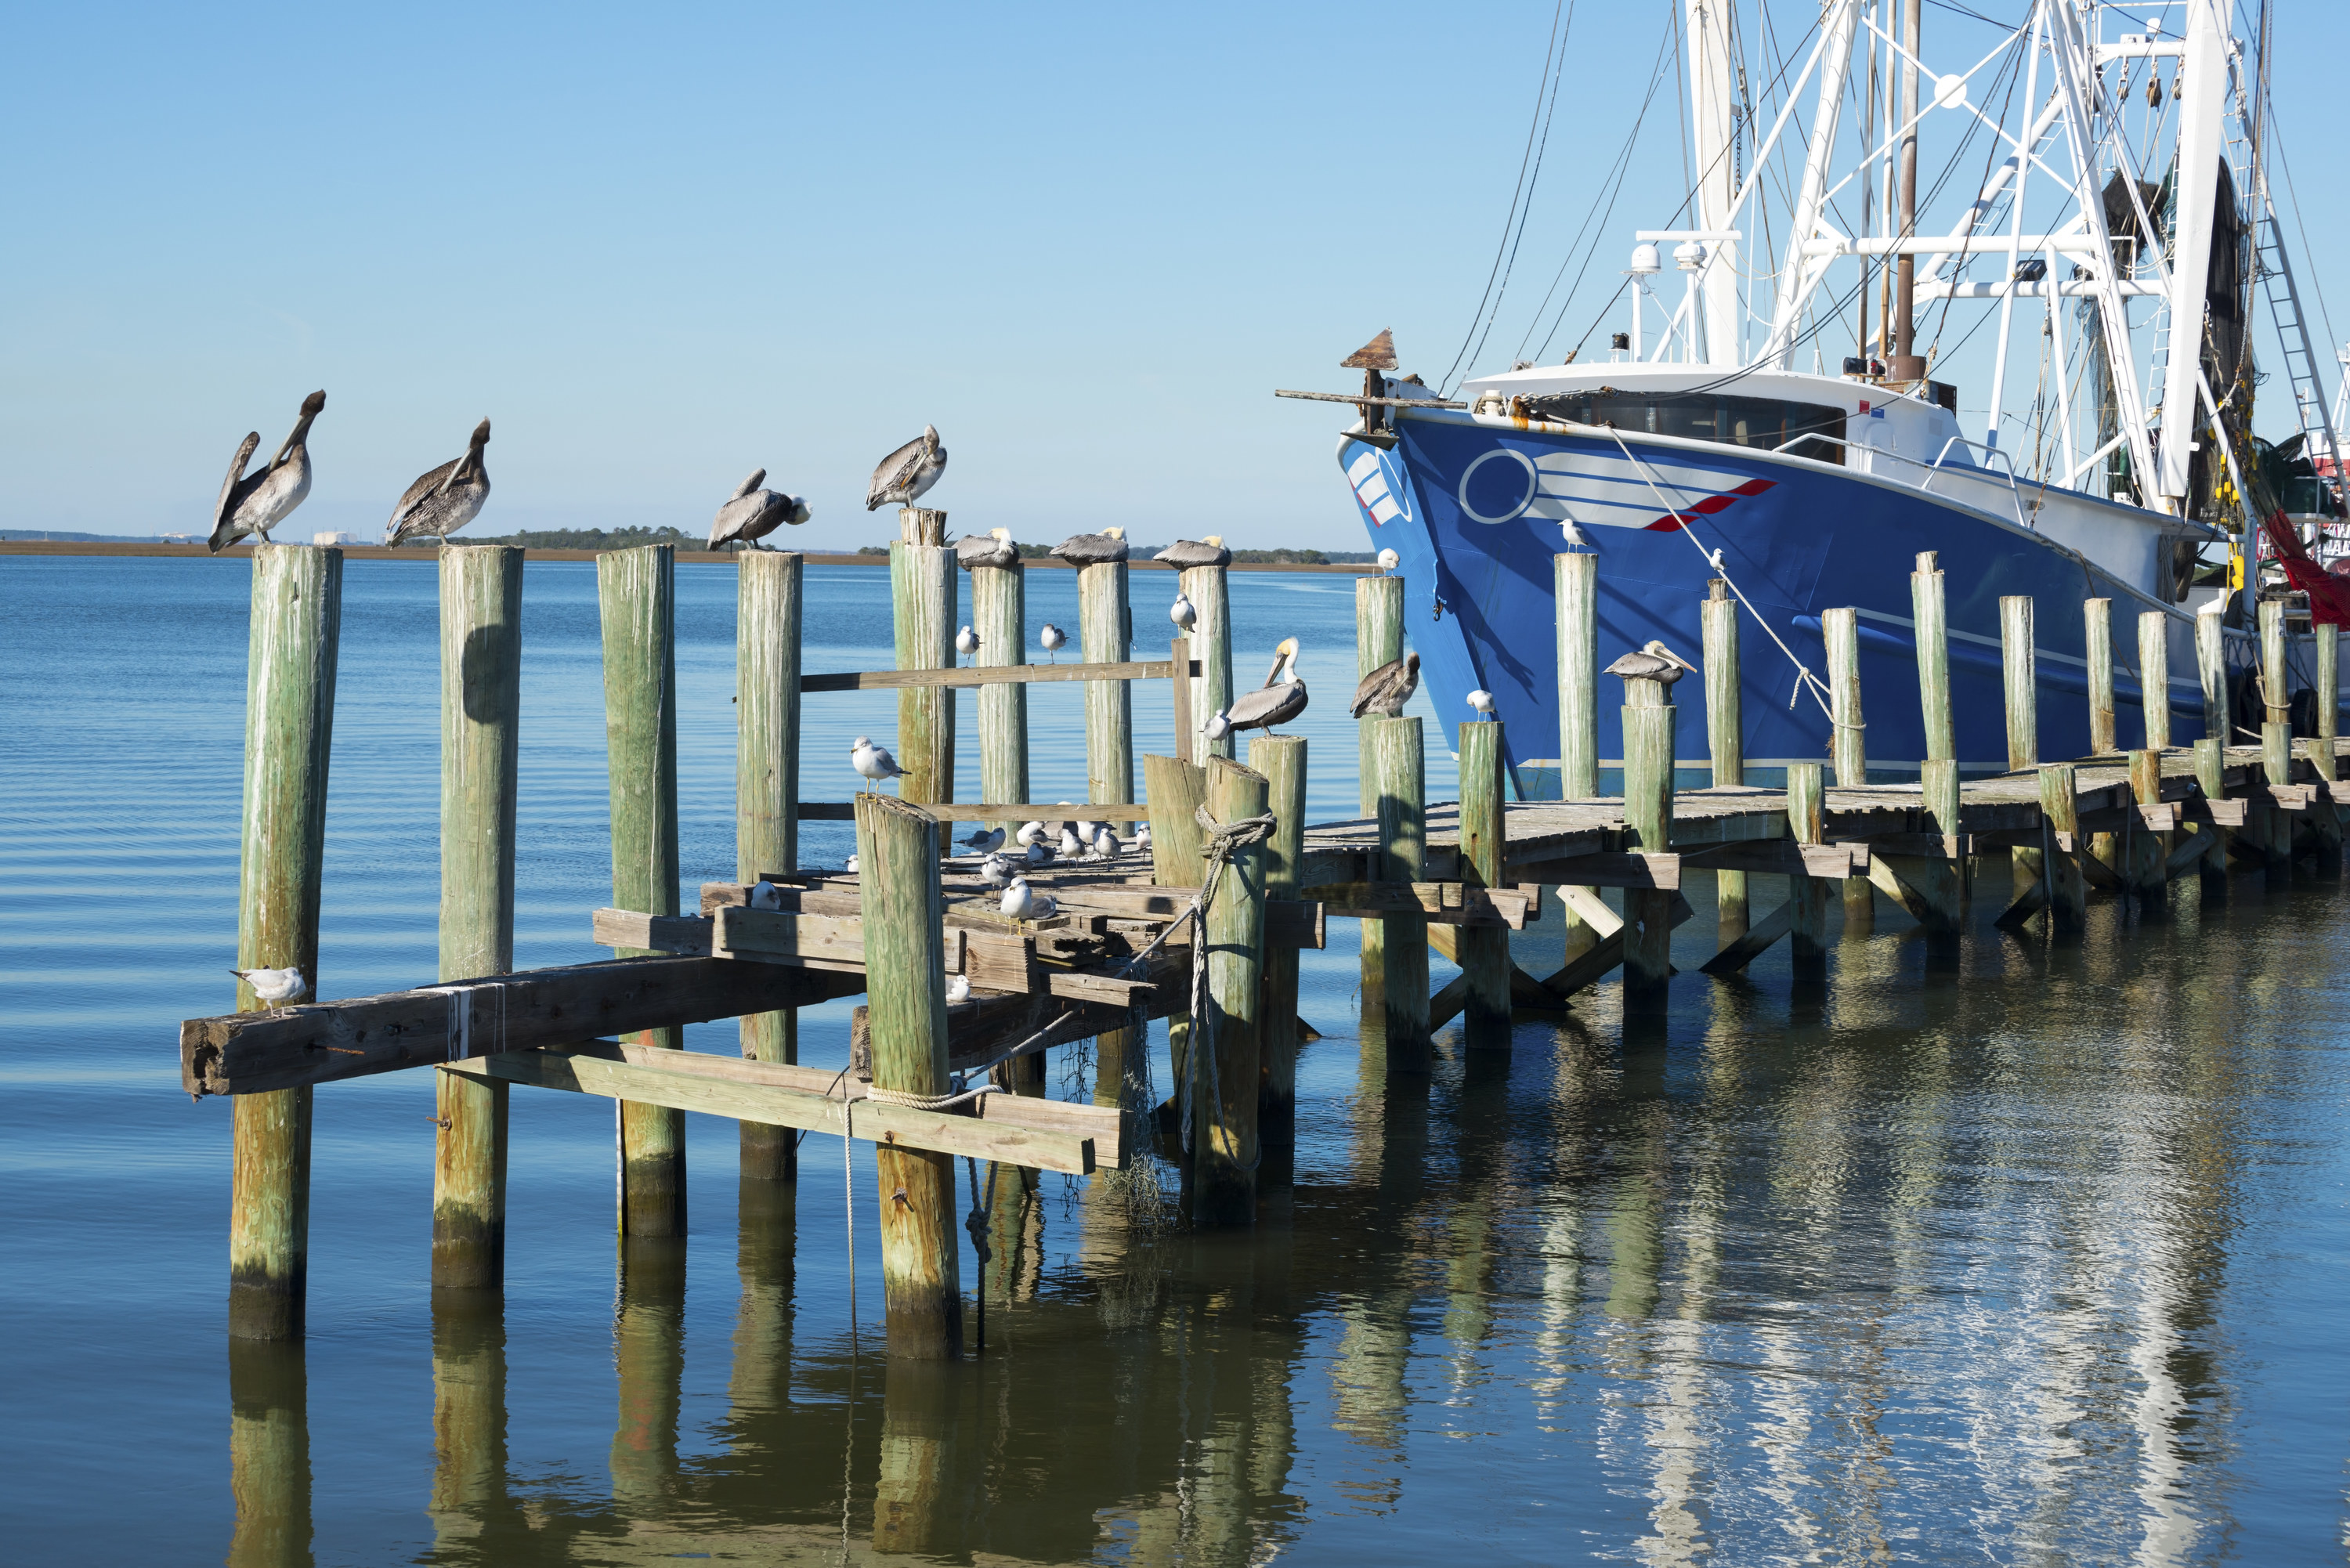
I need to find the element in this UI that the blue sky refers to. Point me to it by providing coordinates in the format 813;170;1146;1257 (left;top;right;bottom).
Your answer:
5;2;2346;547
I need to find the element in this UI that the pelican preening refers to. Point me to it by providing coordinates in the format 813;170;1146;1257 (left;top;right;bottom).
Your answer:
709;468;811;551
1155;536;1231;569
1051;526;1128;565
866;424;947;511
1039;623;1067;661
210;391;326;553
385;419;492;547
1466;688;1496;718
851;735;907;789
956;625;980;663
1169;594;1197;630
1211;636;1307;739
1604;641;1696;687
1375;547;1400;575
229;965;309;1010
956;527;1018;569
1350;650;1419;717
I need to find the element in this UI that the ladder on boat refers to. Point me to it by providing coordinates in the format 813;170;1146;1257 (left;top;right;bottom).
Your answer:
2257;204;2341;475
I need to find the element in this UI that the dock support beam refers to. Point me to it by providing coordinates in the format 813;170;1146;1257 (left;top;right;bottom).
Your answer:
737;551;801;1183
1701;580;1746;933
1186;563;1234;764
1249;735;1305;1129
2260;599;2291;866
1194;756;1269;1225
1370;716;1430;1070
599;545;685;1239
1456;721;1511;1048
2127;748;2168;896
2037;764;2088;928
971;557;1028;806
855;793;962;1360
433;544;521;1290
1356;574;1405;987
1785;763;1829;975
891;511;956;804
2002;595;2044;900
229;544;342;1341
1824;606;1871;924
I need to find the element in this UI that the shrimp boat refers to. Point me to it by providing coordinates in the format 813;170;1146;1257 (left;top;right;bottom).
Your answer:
1296;0;2345;794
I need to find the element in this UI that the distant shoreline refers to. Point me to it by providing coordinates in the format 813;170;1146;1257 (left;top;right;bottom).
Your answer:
0;540;1376;573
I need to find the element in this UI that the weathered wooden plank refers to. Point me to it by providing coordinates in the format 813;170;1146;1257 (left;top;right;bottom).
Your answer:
441;1047;1095;1175
802;658;1184;693
797;800;1159;823
1538;891;1695;999
1492;852;1679;891
1298;880;1538;926
1699;900;1794;975
1678;839;1861;878
1554;883;1625;938
182;957;860;1097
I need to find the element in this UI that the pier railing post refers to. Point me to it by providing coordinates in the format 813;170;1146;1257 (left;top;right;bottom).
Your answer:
598;544;685;1239
1186;564;1234;764
737;550;802;1183
1369;716;1430;1071
433;544;522;1291
1456;721;1511;1049
1701;580;1746;934
2196;605;2228;744
2084;598;2116;753
891;518;956;805
971;554;1028;807
1194;756;1269;1226
855;792;962;1360
1785;762;1829;976
1249;735;1305;1132
1358;575;1406;987
2038;764;2088;927
2138;610;2172;752
1823;606;1871;924
1555;554;1600;959
1080;558;1133;804
1617;661;1677;1006
229;544;342;1340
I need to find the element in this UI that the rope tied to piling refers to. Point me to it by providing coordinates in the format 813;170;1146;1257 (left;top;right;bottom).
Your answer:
862;1077;1003;1112
1176;805;1277;1169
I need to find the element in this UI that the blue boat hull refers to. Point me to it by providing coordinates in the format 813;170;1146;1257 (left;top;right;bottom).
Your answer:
1341;415;2231;797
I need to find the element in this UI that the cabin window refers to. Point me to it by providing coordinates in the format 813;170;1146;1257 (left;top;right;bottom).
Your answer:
1519;391;1845;465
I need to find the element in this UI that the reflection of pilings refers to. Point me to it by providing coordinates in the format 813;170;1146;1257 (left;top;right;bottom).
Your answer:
728;1176;795;1431
428;1292;510;1552
873;1361;975;1555
227;1338;312;1568
610;1237;685;1508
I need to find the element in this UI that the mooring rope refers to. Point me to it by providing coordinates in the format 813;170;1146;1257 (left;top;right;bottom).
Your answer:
1176;806;1277;1169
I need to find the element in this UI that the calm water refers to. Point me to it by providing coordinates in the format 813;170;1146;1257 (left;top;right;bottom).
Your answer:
5;554;2348;1565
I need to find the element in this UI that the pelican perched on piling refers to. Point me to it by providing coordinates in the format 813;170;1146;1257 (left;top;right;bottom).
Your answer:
709;468;810;551
851;735;906;789
385;420;492;547
1212;637;1307;739
1376;547;1400;575
866;425;946;510
1605;641;1695;687
1039;623;1067;662
1350;651;1419;717
956;527;1018;569
1050;526;1128;565
210;391;326;553
1169;594;1196;630
1155;536;1231;569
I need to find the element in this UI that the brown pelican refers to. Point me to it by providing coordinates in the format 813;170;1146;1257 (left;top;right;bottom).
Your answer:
209;391;325;553
1350;651;1419;717
709;468;810;551
1155;535;1231;569
1215;637;1307;737
1051;526;1128;565
1605;641;1694;687
385;420;491;547
866;425;946;511
956;527;1018;569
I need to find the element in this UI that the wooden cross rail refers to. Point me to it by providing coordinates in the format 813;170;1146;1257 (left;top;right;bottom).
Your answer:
801;658;1193;693
798;801;1159;822
180;956;863;1097
1298;880;1542;927
440;1038;1114;1175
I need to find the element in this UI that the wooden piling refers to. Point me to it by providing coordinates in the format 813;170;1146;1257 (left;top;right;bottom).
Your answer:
1249;735;1305;1125
2038;764;2088;927
1701;580;1746;933
1912;553;1954;761
1555;554;1598;796
2002;596;2044;901
2193;738;2233;874
1185;564;1234;764
1455;721;1510;1049
1823;606;1871;923
971;556;1028;806
1784;762;1828;974
1358;575;1406;982
2084;598;2116;753
890;537;956;804
1195;756;1269;1226
2316;627;2339;784
1079;559;1133;804
854;792;961;1360
433;544;522;1290
1369;717;1430;1071
2261;717;2295;866
2260;597;2288;725
2138;610;2171;752
1910;757;1965;930
736;551;801;1183
2196;608;2228;743
229;544;342;1341
1144;753;1209;1092
1618;666;1676;1003
598;545;685;1240
2126;749;2167;895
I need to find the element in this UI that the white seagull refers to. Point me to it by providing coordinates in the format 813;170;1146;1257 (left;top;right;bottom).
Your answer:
1016;820;1047;847
1039;623;1067;663
1467;688;1496;718
851;735;906;789
977;853;1018;887
1025;840;1054;866
945;974;971;1005
1376;547;1400;575
230;966;309;1009
956;625;980;663
1058;826;1085;858
1561;519;1592;551
748;881;786;910
1200;709;1234;742
845;854;860;874
866;425;947;511
963;826;1006;855
1170;594;1197;630
1000;876;1058;922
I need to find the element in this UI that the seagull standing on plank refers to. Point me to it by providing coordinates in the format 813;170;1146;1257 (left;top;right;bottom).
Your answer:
230;966;308;1010
978;853;1018;888
963;826;1006;855
851;735;906;790
866;425;946;510
945;974;971;1005
1000;876;1057;922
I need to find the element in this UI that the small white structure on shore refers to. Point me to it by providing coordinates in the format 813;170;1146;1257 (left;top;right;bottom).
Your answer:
312;531;356;546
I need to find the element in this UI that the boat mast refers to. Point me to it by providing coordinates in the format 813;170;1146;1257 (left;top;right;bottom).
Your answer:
1889;0;1925;381
1687;0;1741;367
2155;0;2232;511
1763;0;1860;368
